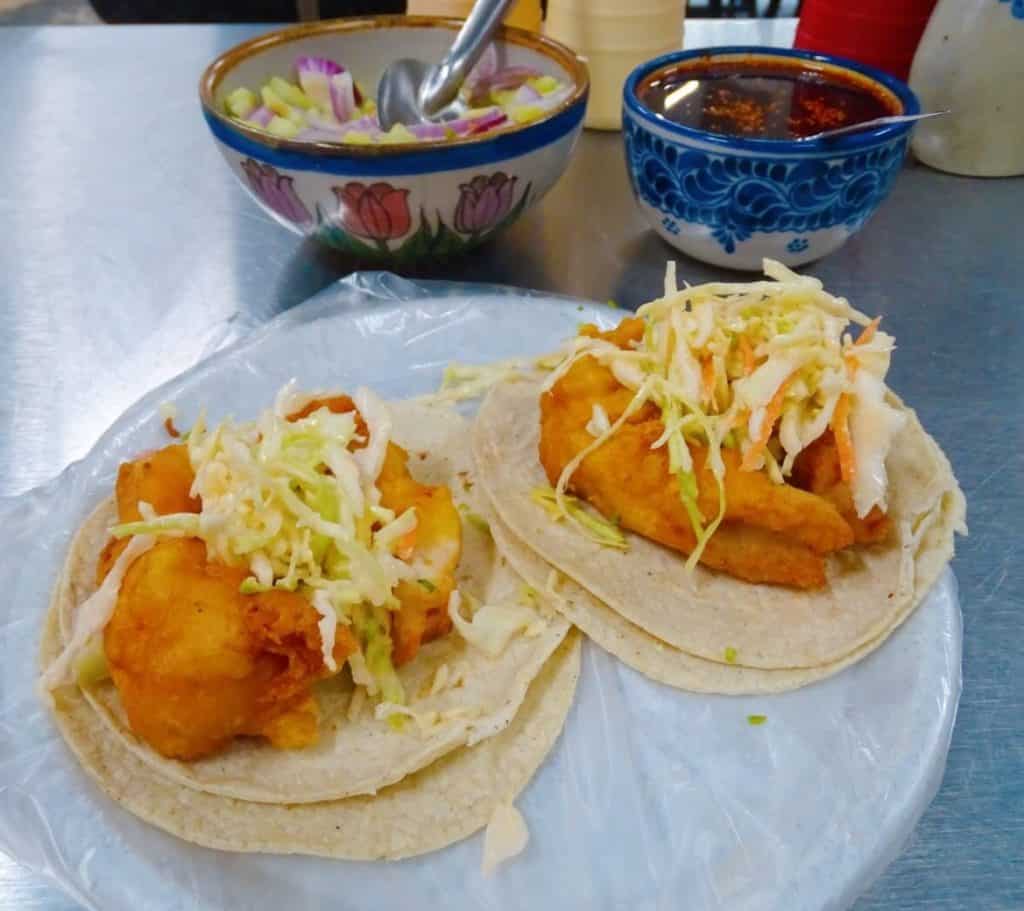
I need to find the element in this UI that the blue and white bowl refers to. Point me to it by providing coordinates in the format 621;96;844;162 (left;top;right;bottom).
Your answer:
200;17;588;265
622;47;921;270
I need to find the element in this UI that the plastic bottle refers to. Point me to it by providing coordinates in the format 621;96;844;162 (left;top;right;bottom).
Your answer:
909;0;1024;177
544;0;686;130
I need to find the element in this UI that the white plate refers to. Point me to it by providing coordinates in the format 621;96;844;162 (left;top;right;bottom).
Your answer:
0;274;960;911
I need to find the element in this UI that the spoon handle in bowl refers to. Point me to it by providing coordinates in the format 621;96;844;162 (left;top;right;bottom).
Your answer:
418;0;518;117
799;111;948;141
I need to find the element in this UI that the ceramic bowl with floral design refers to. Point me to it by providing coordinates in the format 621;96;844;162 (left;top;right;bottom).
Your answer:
200;17;588;263
622;47;921;270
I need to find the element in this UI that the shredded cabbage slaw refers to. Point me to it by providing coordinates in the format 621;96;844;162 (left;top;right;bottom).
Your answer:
422;354;560;405
446;591;544;659
538;259;904;565
40;534;156;696
110;382;419;701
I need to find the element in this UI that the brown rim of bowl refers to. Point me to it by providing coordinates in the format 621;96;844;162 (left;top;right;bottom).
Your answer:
199;15;590;157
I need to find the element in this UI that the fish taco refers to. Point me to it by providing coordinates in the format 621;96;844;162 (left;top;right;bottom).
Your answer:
473;261;966;685
40;389;579;857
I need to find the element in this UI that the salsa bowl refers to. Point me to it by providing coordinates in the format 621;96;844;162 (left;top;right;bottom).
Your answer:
200;17;588;264
622;47;920;270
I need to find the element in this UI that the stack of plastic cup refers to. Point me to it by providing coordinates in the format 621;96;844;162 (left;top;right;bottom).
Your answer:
794;0;938;81
545;0;685;130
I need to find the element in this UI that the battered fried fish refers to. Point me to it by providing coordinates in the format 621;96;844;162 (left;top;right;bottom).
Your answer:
378;443;460;665
97;396;461;760
290;396;461;665
539;323;889;589
105;537;358;760
96;444;200;584
790;432;892;546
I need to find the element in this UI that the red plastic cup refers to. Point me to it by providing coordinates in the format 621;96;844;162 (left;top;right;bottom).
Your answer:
794;0;938;82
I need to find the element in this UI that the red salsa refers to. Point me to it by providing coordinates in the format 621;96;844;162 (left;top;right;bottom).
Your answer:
638;56;901;140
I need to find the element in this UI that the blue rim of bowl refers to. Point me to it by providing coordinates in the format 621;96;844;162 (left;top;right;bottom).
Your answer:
204;99;586;176
623;46;921;153
200;16;589;176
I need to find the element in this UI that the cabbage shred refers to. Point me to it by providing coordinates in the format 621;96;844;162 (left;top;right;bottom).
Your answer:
542;259;905;561
111;383;417;701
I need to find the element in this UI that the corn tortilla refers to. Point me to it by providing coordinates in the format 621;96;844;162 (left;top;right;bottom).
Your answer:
473;380;966;673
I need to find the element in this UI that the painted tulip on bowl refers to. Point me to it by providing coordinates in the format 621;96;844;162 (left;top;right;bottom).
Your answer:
454;173;518;235
241;159;313;227
335;182;412;249
309;169;533;263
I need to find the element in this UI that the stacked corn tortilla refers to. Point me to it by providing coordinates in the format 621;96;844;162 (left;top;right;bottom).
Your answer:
41;367;967;859
472;380;966;695
42;402;581;859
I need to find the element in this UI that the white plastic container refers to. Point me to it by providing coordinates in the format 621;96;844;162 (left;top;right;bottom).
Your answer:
909;0;1024;177
544;0;685;130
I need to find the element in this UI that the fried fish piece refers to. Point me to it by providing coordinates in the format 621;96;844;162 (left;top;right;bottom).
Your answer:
791;432;892;545
104;537;357;760
377;443;461;665
291;397;461;666
97;395;462;760
96;444;200;584
539;340;870;589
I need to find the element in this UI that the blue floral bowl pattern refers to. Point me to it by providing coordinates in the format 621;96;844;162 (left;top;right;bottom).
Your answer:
622;47;921;270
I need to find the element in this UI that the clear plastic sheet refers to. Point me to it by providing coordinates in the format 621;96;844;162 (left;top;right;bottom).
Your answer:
0;274;961;911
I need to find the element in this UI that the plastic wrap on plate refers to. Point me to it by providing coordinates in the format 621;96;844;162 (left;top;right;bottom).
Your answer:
0;273;961;911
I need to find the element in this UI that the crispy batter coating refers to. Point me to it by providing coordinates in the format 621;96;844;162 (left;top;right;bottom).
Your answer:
377;443;460;665
96;444;200;585
94;396;461;760
539;322;888;589
295;397;461;666
790;432;892;545
104;537;357;760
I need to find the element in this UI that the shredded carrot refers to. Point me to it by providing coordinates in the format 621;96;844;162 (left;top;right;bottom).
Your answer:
164;417;180;438
395;528;417;561
738;335;757;375
741;375;794;471
831;393;856;484
844;317;882;376
701;356;716;408
726;407;750;433
854;317;881;347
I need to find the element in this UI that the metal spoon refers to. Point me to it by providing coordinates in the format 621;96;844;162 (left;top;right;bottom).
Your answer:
797;111;949;142
378;0;516;130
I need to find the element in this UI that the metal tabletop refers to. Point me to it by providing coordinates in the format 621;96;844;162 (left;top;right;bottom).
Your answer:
1;18;1021;911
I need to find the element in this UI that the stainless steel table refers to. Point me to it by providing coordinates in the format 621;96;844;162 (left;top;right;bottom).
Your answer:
1;19;1021;911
